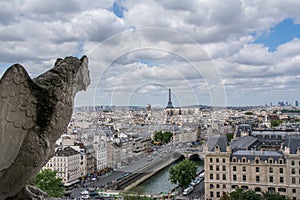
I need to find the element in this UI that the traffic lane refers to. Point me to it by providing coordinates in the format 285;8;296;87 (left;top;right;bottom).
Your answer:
175;180;204;200
71;171;126;198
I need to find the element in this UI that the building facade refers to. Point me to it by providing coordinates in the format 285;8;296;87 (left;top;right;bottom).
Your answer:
204;133;300;200
43;146;81;186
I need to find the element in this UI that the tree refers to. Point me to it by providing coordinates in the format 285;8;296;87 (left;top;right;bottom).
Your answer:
271;120;282;127
169;159;197;188
33;169;64;197
229;188;260;200
245;111;253;115
226;133;234;143
162;131;173;143
220;189;290;200
262;192;290;200
154;131;173;144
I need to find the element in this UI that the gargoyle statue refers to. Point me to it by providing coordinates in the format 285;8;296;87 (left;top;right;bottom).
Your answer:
0;56;90;199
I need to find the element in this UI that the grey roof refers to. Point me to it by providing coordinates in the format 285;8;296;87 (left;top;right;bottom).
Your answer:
231;150;284;161
230;136;258;150
285;135;300;154
55;146;79;157
252;130;287;136
236;124;252;137
206;135;227;152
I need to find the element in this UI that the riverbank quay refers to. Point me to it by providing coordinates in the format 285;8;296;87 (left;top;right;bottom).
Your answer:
107;152;184;191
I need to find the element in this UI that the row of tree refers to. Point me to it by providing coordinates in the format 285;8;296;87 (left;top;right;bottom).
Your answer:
221;188;290;200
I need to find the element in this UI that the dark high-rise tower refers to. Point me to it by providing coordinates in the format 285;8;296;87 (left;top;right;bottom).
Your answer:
166;88;174;109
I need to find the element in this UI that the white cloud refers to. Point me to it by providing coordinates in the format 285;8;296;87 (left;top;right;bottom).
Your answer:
1;0;300;106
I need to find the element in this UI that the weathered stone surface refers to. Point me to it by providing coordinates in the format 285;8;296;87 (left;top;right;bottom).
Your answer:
0;56;90;199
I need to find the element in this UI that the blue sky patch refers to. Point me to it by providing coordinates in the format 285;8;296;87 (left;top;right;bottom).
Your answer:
254;18;300;52
109;0;127;18
139;60;160;66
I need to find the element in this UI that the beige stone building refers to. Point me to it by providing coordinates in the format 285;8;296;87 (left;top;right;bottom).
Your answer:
43;146;81;186
204;134;300;200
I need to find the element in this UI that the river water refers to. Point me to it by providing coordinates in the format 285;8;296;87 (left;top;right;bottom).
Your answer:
130;160;204;195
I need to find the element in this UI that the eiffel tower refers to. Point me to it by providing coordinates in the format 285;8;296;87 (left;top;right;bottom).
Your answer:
166;88;174;109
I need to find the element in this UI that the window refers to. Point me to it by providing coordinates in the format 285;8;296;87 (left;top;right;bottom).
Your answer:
216;174;220;180
269;176;273;183
217;192;220;198
269;167;273;173
216;158;219;163
223;158;226;163
233;166;236;171
223;165;226;171
279;159;283;164
233;174;237;181
216;184;220;188
280;177;284;183
242;158;246;162
210;191;214;198
269;158;273;164
210;184;214;189
243;175;246;181
242;166;246;172
210;165;213;170
233;157;237;162
278;188;286;193
210;174;213;180
292;168;295;174
292;178;296;184
280;168;284;173
256;167;260;173
256;159;259;164
292;189;296;193
210;158;213;162
223;184;226;189
292;160;295;166
223;174;226;180
216;166;219;171
255;187;261;192
256;176;260;182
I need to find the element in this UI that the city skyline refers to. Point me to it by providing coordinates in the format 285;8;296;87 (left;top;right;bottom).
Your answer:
1;1;300;107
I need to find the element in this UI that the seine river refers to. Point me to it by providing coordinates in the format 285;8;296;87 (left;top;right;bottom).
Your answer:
130;160;204;195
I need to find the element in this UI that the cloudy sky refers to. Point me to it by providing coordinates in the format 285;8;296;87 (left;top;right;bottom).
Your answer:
1;0;300;107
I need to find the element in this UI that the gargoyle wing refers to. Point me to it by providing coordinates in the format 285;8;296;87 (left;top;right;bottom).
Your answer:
0;64;37;173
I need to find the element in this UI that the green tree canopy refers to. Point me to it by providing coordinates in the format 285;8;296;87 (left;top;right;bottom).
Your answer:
220;188;290;200
261;191;290;200
271;120;282;127
169;159;197;188
226;133;234;143
33;169;64;197
245;111;253;115
153;131;173;144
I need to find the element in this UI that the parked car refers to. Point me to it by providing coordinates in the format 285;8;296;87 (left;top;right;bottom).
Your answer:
191;178;201;186
183;186;194;195
81;194;90;199
80;190;89;195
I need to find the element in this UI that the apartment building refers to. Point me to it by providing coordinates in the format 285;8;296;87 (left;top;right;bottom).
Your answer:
204;133;300;200
43;146;81;186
